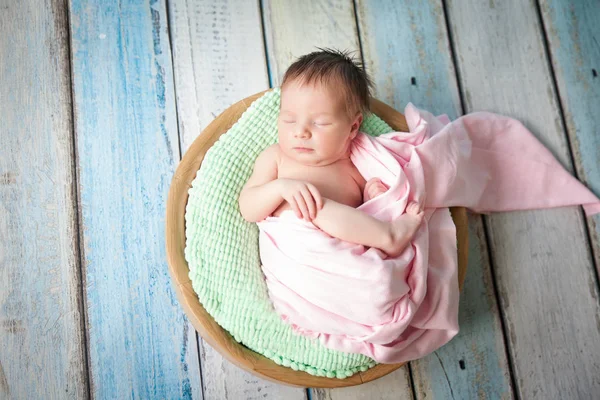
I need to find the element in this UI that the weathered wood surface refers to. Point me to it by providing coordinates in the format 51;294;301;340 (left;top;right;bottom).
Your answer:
68;0;201;397
263;0;360;86
357;1;514;398
0;0;87;398
312;367;413;400
357;0;461;116
3;0;600;397
446;0;600;398
167;0;305;398
539;0;600;274
168;0;270;149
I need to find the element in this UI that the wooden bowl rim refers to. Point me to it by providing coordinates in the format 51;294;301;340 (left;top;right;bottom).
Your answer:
165;89;469;388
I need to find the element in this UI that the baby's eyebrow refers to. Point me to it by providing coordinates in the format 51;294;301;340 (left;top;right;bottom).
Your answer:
279;110;333;117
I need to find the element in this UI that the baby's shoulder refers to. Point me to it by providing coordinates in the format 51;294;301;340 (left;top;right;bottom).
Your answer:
257;143;281;159
254;143;281;168
346;161;366;187
262;143;281;155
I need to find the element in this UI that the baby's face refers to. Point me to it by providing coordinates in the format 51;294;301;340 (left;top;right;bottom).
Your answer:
278;80;361;166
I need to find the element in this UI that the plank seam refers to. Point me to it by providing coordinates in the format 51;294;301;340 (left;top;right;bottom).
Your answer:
259;0;274;88
65;0;92;397
351;0;367;74
481;216;520;400
164;0;184;164
440;0;519;398
440;0;464;116
407;363;418;400
164;0;205;397
534;0;600;288
195;331;206;400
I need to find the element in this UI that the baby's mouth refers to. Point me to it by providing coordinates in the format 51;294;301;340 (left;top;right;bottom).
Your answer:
293;147;314;153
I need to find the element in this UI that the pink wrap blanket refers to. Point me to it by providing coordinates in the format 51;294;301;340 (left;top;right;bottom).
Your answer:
257;104;600;364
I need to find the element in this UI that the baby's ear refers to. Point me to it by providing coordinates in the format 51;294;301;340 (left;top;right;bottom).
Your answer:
350;113;363;139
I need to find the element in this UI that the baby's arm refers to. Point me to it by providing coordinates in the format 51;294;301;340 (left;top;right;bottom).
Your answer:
238;145;283;222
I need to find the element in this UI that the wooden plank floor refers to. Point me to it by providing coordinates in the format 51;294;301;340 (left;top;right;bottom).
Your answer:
1;0;598;399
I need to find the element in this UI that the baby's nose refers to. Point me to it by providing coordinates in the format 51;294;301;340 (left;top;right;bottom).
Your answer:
295;128;311;138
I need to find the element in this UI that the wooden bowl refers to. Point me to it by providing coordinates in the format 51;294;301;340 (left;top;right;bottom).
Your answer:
166;90;469;388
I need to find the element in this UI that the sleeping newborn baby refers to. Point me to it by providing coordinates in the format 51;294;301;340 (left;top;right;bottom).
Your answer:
239;48;423;257
234;48;600;364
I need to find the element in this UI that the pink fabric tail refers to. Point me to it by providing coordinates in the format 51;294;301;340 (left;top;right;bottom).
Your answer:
402;104;600;216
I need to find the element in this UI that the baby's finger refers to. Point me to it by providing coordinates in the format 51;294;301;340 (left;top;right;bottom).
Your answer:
294;194;310;220
369;186;378;198
290;199;302;219
300;189;316;219
307;184;323;210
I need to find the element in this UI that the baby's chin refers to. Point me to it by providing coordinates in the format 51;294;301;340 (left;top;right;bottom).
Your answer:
286;152;339;167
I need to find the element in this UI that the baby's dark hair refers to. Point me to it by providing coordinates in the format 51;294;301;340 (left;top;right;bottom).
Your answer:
281;48;374;118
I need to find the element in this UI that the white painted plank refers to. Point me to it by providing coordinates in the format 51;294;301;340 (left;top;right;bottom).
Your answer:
199;340;306;400
312;367;413;400
446;0;600;398
0;0;87;398
263;0;361;86
169;0;270;149
168;0;305;398
539;0;600;275
262;0;414;397
356;1;514;398
68;0;202;397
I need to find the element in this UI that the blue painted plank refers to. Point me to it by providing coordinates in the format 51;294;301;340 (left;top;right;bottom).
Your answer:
68;0;202;398
357;0;461;119
0;0;88;399
540;0;600;272
0;1;88;398
356;1;514;398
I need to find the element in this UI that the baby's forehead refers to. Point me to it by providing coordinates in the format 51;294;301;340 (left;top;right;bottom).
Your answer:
280;77;360;116
281;81;346;104
282;76;347;93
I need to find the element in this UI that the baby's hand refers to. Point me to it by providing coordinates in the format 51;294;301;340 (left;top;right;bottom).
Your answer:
278;179;323;221
364;178;389;201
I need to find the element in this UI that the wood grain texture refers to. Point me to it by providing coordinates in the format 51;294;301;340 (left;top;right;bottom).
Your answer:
446;0;600;398
312;367;413;400
357;0;461;117
261;0;413;396
167;1;304;398
539;0;600;274
356;1;514;398
198;339;307;400
262;0;360;86
68;0;201;397
168;0;270;150
0;0;87;398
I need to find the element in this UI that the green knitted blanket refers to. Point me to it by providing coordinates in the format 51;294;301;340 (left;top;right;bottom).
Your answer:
184;88;394;379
